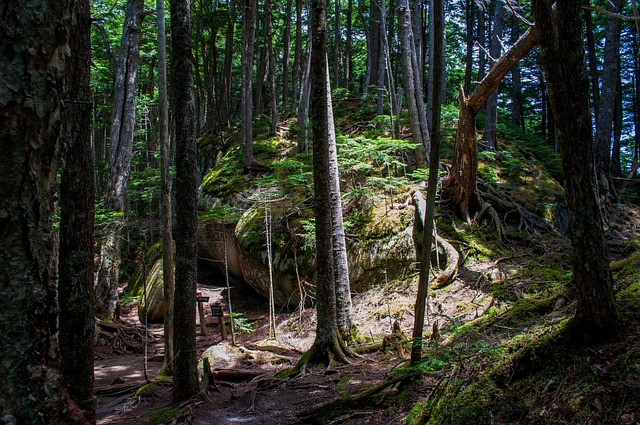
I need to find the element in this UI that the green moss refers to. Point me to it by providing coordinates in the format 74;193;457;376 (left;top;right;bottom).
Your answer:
147;406;180;425
125;241;163;296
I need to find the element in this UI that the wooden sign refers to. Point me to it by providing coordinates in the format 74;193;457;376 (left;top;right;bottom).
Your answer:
210;304;224;317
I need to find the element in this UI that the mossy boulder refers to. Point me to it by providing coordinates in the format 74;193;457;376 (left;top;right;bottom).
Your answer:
125;242;166;323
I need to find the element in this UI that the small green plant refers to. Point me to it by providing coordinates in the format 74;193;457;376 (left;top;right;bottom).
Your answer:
228;312;256;334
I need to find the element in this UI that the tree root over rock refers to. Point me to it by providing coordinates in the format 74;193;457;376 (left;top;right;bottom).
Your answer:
286;331;360;377
95;318;157;356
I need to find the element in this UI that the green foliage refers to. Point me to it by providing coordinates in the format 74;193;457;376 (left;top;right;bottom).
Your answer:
201;149;248;198
227;312;256;334
147;406;181;425
200;205;244;222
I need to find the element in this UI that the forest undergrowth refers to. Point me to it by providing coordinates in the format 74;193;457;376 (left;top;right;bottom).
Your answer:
98;100;640;425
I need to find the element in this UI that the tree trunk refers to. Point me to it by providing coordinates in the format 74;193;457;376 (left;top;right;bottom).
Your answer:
221;0;236;124
443;26;539;223
369;0;381;92
397;0;430;160
291;0;303;115
510;15;524;131
0;1;88;422
58;0;96;419
254;0;270;114
411;0;443;366
333;0;341;88
96;0;144;318
298;39;312;153
594;0;623;203
477;5;486;81
241;0;257;169
532;0;618;343
377;0;388;116
612;69;623;178
283;0;293;110
295;0;354;369
170;0;199;401
585;9;600;125
463;0;474;94
482;0;505;150
345;0;353;89
157;0;175;372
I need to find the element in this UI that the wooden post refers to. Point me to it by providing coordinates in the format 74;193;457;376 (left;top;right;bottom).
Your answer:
196;295;210;336
218;316;227;340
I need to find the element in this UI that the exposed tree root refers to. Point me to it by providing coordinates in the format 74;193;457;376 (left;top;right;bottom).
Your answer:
95;318;157;356
288;331;359;376
297;370;422;424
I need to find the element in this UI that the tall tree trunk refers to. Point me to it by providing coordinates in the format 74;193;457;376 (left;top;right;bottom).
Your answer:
411;0;423;89
96;0;144;318
377;0;388;116
482;0;505;150
283;0;293;110
397;0;431;159
170;0;199;401
464;0;474;94
585;9;600;125
510;15;524;131
221;0;236;124
254;0;271;114
411;0;443;366
0;1;88;422
298;38;312;153
157;0;175;372
594;0;623;203
241;0;258;169
294;0;355;370
369;0;381;92
634;34;640;174
443;26;538;223
477;5;486;81
59;0;96;419
532;0;618;343
345;0;353;89
291;0;303;115
612;68;623;178
333;0;341;88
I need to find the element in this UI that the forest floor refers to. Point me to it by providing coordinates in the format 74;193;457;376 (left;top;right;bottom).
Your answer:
95;205;640;425
95;251;499;425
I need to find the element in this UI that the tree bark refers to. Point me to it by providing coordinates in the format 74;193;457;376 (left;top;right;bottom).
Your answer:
345;0;353;89
443;26;539;223
241;0;257;169
157;0;175;372
0;1;88;423
464;0;474;94
283;0;293;110
291;0;303;115
296;0;354;368
585;9;600;126
594;0;623;202
532;0;618;343
510;15;524;131
95;0;145;318
59;0;96;419
170;0;199;401
482;0;505;150
411;0;443;366
221;0;236;124
397;0;430;160
298;38;312;153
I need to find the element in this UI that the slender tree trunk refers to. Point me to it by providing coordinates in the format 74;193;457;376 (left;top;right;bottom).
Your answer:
510;15;524;131
291;0;303;115
612;68;623;178
464;0;474;94
298;38;312;153
482;0;505;150
345;0;353;89
241;0;258;169
477;5;486;81
221;0;236;124
283;0;293;110
532;0;618;343
293;0;355;370
411;0;443;366
157;0;175;372
411;0;423;89
397;0;430;159
443;27;538;223
333;0;341;88
58;0;95;420
594;0;623;202
254;0;271;114
634;35;640;174
170;0;199;401
585;9;600;125
0;1;89;422
369;0;381;91
377;0;388;116
96;0;144;318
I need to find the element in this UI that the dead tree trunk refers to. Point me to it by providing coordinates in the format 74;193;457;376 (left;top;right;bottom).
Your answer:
443;26;539;223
